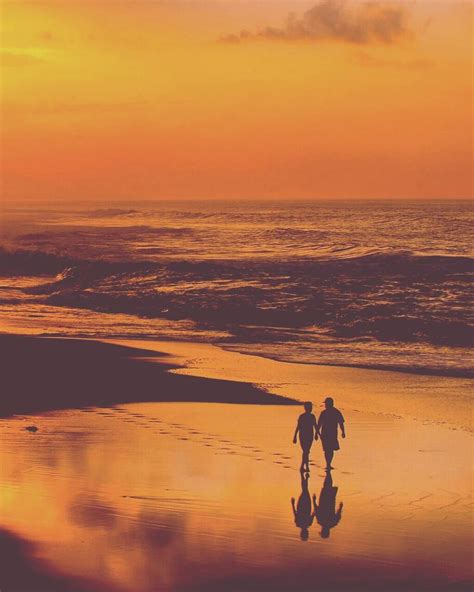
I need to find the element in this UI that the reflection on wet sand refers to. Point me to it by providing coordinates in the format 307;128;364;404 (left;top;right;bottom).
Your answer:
0;402;472;591
291;471;343;542
315;471;343;539
291;472;315;541
0;527;95;592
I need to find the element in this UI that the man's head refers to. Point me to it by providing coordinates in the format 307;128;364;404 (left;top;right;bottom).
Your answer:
324;397;334;408
304;401;313;413
320;526;330;539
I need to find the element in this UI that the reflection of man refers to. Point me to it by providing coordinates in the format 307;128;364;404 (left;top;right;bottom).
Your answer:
314;471;343;539
318;397;345;470
291;472;316;541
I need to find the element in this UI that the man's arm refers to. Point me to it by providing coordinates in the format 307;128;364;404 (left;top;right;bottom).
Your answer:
335;502;343;523
339;413;346;439
317;412;324;436
291;497;297;517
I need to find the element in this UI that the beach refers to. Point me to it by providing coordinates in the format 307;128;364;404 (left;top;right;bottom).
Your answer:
0;335;472;591
2;1;472;588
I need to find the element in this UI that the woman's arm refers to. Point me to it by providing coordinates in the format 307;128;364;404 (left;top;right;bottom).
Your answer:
313;415;320;440
293;423;299;444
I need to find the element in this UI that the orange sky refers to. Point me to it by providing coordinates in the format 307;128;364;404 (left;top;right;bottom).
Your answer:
1;0;472;201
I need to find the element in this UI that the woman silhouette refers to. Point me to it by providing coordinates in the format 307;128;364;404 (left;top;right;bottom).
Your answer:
293;401;318;473
291;472;316;541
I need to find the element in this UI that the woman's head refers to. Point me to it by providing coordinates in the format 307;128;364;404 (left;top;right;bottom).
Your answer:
304;401;313;413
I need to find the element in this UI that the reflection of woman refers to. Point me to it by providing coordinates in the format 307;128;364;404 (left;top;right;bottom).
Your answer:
291;472;316;541
314;471;343;538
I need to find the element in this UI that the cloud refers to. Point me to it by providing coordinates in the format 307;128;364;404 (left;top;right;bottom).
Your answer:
353;51;432;69
3;100;152;118
219;0;412;45
1;51;46;67
38;31;54;42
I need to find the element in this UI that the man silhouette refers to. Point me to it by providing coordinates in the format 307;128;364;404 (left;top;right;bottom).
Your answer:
313;470;343;538
293;401;318;473
318;397;345;470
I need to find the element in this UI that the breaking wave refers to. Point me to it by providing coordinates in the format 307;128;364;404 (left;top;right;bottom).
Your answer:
1;247;472;350
1;200;472;377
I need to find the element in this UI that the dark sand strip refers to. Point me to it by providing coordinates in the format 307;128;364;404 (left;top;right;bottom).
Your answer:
0;528;97;592
0;335;298;417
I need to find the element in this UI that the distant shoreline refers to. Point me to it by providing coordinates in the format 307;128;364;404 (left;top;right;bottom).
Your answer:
3;198;474;205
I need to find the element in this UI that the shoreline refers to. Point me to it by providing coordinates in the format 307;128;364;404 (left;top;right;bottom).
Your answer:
219;342;474;379
104;337;474;435
0;334;298;418
2;325;472;381
1;333;472;434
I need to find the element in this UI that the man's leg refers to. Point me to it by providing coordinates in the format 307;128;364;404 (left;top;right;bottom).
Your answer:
324;450;334;469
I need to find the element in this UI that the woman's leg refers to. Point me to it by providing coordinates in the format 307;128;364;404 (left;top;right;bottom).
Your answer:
300;450;306;471
300;443;310;471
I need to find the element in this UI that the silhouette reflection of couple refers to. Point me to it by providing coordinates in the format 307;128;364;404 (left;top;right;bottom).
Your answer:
291;397;344;540
291;471;343;541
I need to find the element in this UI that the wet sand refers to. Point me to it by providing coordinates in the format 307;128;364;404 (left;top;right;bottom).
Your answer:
0;336;472;591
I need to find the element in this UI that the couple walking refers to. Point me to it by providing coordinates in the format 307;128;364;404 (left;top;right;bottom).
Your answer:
293;397;345;472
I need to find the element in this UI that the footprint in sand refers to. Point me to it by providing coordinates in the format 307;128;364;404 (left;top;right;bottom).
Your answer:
104;409;295;471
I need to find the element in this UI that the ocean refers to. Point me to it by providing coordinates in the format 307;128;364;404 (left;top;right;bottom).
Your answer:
0;200;472;377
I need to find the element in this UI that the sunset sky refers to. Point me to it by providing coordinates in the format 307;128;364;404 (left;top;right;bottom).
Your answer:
1;0;472;201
